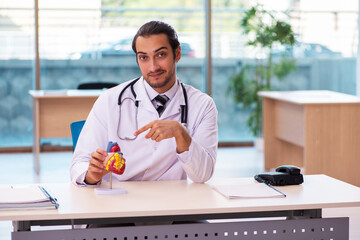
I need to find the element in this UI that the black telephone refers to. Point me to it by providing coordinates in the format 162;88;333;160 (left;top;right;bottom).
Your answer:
254;165;304;186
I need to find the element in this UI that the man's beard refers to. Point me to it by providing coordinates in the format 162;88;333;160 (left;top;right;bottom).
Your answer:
144;63;176;89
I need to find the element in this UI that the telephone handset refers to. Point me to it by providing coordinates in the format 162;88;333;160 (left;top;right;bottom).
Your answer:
255;165;304;186
276;165;301;175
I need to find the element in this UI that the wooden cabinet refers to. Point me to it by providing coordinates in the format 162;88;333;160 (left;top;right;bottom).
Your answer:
259;90;360;187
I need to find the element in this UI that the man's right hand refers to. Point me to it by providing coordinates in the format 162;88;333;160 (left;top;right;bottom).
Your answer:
84;148;111;184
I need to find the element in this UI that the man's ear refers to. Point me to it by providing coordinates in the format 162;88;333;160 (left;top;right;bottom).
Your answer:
175;45;181;62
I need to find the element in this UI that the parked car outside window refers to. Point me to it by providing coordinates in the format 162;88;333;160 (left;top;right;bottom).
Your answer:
271;42;342;58
70;39;195;59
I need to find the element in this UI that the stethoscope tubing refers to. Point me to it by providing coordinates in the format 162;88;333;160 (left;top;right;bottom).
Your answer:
118;77;140;106
117;77;188;125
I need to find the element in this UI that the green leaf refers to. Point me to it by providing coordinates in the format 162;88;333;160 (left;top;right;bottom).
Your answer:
230;4;297;137
272;57;297;80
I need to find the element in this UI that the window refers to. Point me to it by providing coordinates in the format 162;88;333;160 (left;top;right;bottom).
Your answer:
0;0;34;147
0;0;358;148
213;0;358;142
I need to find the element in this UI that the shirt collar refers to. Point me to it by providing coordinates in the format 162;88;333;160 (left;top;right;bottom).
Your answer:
143;78;179;101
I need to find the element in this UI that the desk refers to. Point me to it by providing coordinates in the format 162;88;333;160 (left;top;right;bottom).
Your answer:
258;90;360;187
1;175;359;240
29;90;101;174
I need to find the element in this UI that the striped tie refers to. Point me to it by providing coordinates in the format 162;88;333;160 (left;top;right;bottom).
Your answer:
154;95;169;116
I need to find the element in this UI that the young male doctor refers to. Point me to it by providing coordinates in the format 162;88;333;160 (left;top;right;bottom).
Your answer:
70;21;218;186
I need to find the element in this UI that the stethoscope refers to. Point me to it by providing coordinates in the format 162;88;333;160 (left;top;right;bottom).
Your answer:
117;77;188;140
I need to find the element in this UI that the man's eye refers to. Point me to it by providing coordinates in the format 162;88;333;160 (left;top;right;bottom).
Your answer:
139;55;147;60
157;52;166;57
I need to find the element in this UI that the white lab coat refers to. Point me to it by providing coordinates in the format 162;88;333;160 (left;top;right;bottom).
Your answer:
70;77;218;185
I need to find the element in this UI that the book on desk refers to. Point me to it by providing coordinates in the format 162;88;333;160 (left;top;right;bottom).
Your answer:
0;185;59;210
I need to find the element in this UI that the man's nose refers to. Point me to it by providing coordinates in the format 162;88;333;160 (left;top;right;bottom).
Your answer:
149;59;160;72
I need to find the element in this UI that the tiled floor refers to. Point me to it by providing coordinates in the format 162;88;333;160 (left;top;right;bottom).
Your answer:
0;147;359;239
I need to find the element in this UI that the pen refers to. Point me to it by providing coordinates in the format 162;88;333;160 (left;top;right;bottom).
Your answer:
264;183;287;197
255;175;287;197
39;186;59;209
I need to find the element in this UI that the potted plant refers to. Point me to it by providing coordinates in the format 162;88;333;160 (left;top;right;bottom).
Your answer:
228;5;297;143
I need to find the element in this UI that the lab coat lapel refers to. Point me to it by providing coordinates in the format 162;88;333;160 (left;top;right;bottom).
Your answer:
161;82;186;119
133;78;158;130
134;78;157;114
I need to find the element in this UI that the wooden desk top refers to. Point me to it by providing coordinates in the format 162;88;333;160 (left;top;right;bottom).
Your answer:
29;90;103;98
258;90;360;105
1;175;359;222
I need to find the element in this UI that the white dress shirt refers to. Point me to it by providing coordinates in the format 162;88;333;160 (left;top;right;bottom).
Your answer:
70;77;218;185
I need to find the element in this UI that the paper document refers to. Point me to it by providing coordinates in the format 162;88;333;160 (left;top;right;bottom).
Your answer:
0;185;58;210
211;182;286;199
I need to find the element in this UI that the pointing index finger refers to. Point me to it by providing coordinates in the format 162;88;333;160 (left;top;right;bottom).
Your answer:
134;122;153;136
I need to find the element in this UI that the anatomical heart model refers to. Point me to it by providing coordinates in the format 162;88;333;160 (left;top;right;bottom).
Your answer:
94;141;127;195
105;141;126;175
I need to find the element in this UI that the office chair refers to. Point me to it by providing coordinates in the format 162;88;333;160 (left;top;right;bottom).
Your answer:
70;120;86;149
77;82;118;90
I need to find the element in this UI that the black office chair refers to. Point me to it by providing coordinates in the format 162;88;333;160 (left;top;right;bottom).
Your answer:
70;120;86;150
77;82;118;90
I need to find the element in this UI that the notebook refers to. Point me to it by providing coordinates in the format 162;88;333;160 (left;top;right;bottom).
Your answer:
211;182;286;199
0;185;59;210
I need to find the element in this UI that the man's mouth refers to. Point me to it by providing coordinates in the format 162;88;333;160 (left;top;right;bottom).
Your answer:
148;70;166;78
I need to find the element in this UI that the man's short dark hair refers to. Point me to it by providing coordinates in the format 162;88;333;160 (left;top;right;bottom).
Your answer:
132;21;180;59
